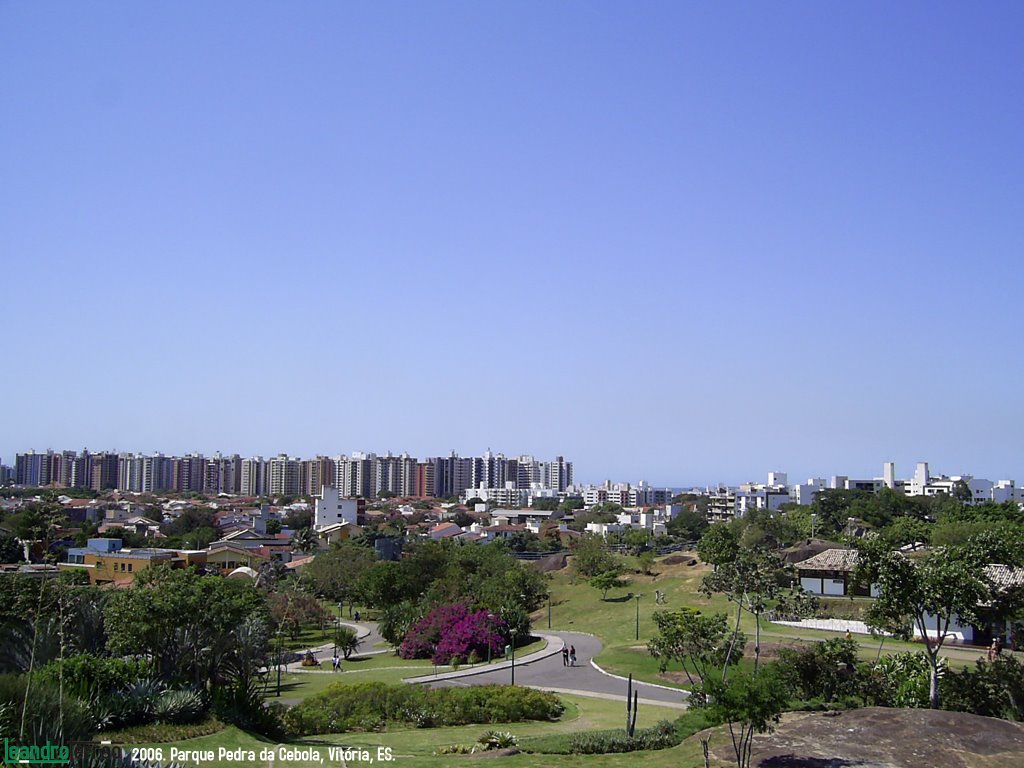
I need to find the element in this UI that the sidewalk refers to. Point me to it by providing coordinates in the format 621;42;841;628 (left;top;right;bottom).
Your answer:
403;634;557;683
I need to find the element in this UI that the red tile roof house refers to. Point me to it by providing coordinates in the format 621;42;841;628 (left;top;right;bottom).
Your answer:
427;522;463;540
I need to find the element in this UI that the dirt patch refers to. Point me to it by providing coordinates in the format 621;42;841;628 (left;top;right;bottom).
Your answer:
530;553;569;572
742;641;806;661
705;707;1024;768
662;555;698;566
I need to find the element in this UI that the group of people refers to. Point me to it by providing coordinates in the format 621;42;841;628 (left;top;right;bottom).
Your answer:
561;643;577;666
331;653;342;671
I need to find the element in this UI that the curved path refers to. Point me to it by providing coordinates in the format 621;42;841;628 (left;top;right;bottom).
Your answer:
412;630;689;710
284;619;390;672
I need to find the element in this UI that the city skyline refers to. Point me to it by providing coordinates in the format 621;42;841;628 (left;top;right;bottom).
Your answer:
3;3;1023;484
4;446;1020;492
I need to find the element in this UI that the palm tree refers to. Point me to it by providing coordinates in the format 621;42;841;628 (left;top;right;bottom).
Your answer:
291;527;318;554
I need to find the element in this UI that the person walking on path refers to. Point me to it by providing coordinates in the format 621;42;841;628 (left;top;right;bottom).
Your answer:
332;653;340;672
561;645;569;666
569;645;577;667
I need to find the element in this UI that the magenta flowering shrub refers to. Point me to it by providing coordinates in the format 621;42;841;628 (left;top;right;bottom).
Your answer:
399;603;506;665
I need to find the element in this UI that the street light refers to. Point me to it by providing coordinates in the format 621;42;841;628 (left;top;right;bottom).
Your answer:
634;593;644;641
510;628;518;686
547;594;552;629
275;629;283;697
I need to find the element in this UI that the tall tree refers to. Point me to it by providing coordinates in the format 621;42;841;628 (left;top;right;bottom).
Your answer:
858;541;988;708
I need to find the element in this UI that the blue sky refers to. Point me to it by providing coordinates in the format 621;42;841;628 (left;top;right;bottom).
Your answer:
2;2;1022;486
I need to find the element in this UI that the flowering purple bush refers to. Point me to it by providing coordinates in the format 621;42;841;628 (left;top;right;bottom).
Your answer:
399;603;506;665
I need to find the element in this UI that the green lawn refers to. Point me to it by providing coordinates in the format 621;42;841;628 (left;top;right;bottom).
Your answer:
538;552;992;687
266;637;549;702
141;694;698;768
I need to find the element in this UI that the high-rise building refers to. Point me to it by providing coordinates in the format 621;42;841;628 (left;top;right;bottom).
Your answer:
240;457;267;496
268;454;301;497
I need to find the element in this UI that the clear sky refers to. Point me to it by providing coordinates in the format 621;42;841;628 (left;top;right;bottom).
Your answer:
2;2;1022;486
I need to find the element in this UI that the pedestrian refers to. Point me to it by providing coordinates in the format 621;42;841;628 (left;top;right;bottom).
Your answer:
569;645;576;667
354;610;361;622
561;645;569;666
332;653;340;672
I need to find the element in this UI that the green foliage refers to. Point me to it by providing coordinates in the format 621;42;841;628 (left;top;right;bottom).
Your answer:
665;508;709;541
334;625;359;659
211;677;286;738
0;534;21;564
589;569;629;600
531;497;560;512
478;729;518;749
284;682;564;735
0;672;95;743
697;524;738;567
701;666;791;768
96;714;224;743
776;638;859;703
37;654;152;702
566;720;679;754
863;651;943;708
638;550;656;575
152;688;207;725
648;609;744;689
941;654;1024;720
104;566;269;687
572;535;622;578
858;540;988;708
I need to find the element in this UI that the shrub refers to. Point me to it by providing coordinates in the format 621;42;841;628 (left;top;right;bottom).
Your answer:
863;651;942;708
0;673;94;743
941;654;1024;720
153;688;206;725
776;638;859;703
400;603;506;665
568;721;679;754
478;730;518;749
211;679;285;739
284;683;563;736
37;654;152;702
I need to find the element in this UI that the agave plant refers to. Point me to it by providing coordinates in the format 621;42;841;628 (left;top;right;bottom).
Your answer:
477;730;518;750
153;688;206;725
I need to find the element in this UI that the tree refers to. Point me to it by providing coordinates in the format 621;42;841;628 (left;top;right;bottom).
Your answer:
104;566;268;688
697;523;739;568
882;515;931;548
702;547;813;674
648;609;744;690
858;541;988;708
0;534;22;564
531;497;559;512
334;625;360;659
451;510;475;528
702;666;790;768
590;569;629;600
666;508;709;541
571;535;621;577
291;527;318;554
304;542;377;606
265;519;282;535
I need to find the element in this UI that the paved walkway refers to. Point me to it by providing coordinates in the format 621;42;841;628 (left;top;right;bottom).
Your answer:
414;630;689;710
284;619;391;672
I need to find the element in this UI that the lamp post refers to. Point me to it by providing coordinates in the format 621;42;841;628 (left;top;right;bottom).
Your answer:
634;593;643;641
510;628;518;686
547;594;552;629
811;513;817;539
487;613;495;664
275;629;283;697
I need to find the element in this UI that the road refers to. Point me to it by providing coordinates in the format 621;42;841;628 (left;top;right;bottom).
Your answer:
424;630;689;709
